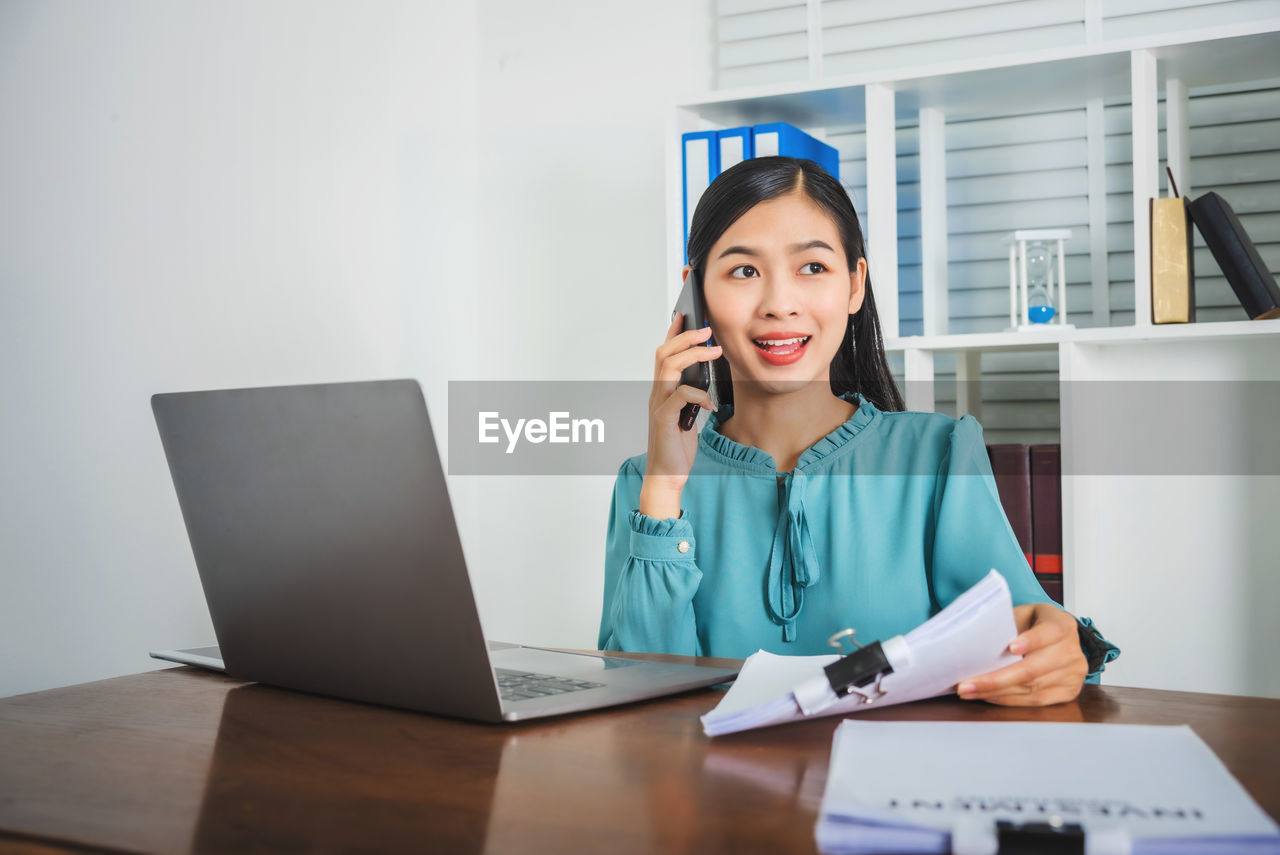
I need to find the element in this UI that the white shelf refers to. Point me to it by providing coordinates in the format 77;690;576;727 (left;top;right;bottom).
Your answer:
1069;316;1280;346
887;326;1076;354
677;21;1280;125
886;317;1280;354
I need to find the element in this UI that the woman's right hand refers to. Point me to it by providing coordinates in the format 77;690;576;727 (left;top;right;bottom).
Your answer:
639;312;721;520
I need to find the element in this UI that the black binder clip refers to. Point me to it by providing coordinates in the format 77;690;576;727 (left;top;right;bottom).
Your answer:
823;629;893;703
995;819;1085;855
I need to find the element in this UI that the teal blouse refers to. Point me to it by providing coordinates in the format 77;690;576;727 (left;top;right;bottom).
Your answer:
598;393;1119;679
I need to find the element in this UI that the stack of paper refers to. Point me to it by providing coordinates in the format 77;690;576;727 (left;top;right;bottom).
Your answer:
816;720;1280;855
701;569;1019;737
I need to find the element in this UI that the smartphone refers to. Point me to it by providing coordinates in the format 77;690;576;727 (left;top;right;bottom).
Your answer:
671;268;715;431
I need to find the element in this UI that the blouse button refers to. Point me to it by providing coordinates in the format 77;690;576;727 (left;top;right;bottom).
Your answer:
677;540;690;553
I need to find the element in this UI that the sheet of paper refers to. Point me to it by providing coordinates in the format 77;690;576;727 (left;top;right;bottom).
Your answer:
702;569;1020;736
817;721;1280;855
709;650;836;716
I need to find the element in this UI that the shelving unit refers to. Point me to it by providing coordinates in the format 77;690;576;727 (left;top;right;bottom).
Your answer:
667;18;1280;411
668;19;1280;337
667;19;1280;697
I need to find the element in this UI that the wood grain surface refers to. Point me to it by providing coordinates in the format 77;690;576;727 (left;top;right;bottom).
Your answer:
1;659;1276;854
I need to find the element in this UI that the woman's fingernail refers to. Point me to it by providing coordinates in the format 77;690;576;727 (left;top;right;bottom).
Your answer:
1010;641;1027;654
958;682;976;696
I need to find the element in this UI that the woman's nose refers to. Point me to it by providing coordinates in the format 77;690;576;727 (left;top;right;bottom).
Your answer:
760;273;800;318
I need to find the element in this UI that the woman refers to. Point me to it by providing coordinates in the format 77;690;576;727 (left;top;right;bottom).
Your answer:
599;156;1117;706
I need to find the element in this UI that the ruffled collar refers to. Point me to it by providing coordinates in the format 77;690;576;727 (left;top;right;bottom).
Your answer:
700;391;879;474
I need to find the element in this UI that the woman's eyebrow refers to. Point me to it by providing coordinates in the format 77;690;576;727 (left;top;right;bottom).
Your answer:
716;239;835;260
789;239;835;254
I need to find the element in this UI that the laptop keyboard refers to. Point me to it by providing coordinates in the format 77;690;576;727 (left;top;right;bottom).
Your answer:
495;668;606;702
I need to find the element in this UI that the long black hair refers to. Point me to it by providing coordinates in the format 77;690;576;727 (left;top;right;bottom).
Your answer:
685;156;905;413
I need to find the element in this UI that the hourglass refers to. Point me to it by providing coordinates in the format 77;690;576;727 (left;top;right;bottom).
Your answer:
1008;229;1072;331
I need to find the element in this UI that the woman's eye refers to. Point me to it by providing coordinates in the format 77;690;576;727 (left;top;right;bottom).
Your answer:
729;265;758;279
802;262;828;275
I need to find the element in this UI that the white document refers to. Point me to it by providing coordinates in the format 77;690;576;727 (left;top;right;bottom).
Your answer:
701;569;1020;737
816;720;1280;855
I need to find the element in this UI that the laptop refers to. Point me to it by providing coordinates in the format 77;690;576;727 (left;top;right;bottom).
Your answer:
149;379;737;722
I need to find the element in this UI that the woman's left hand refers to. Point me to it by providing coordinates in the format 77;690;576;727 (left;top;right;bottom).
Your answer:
957;603;1088;707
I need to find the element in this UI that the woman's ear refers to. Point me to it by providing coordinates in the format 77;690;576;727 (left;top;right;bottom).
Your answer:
848;258;867;314
681;264;692;284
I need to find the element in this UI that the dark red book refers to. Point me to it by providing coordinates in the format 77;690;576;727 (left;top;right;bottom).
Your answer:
986;444;1033;571
1030;444;1063;605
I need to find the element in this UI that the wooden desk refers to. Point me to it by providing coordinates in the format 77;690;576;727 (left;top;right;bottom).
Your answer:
2;655;1278;854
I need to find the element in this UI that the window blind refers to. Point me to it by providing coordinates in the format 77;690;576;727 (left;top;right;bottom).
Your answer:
714;0;1280;88
716;0;811;89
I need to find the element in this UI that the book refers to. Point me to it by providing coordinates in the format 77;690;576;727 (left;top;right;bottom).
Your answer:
1030;444;1063;606
815;720;1280;854
751;122;840;180
700;570;1020;737
1187;191;1280;321
986;444;1033;571
1151;196;1196;324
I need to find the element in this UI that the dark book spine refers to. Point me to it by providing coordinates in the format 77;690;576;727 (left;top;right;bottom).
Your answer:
1030;444;1063;606
1187;191;1280;320
986;444;1033;571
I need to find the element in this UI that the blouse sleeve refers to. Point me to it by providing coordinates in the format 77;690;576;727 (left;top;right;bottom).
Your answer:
597;458;703;656
929;415;1120;681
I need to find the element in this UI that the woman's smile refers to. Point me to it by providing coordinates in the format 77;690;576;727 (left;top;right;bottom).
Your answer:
752;331;812;365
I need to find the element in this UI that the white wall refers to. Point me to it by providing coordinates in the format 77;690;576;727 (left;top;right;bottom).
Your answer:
0;0;713;699
463;0;714;651
0;0;480;697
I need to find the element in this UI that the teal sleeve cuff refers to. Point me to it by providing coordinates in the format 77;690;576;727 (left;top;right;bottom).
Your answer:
628;509;695;561
1077;616;1121;680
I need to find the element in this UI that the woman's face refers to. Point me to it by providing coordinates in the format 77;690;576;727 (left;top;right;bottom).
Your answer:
698;189;866;395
